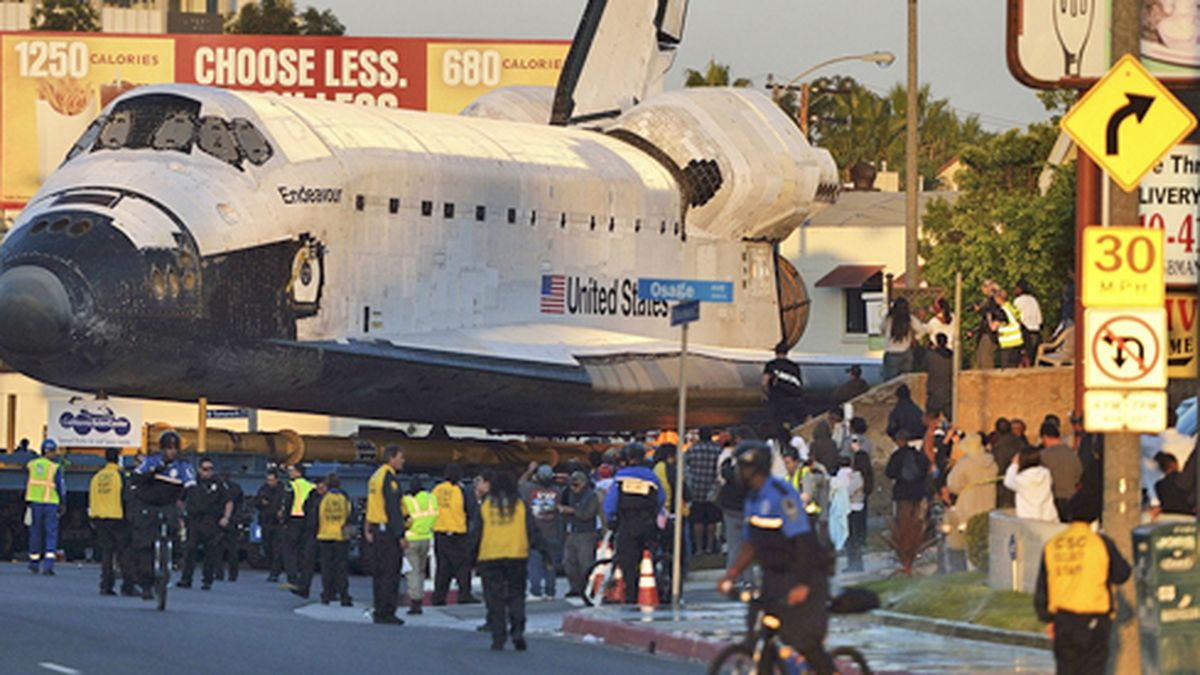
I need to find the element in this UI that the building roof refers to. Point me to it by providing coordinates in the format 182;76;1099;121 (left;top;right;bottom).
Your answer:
815;265;884;288
806;191;958;228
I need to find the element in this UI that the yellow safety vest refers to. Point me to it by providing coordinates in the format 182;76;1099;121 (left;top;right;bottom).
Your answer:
25;457;60;505
317;491;351;541
88;463;123;520
1043;522;1115;617
289;477;315;518
366;464;395;525
477;499;528;562
432;481;466;534
403;491;438;541
998;303;1024;349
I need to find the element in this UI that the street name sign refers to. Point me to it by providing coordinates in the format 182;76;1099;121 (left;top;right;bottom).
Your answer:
1061;55;1197;192
637;278;733;304
1081;226;1165;308
1083;390;1168;433
670;300;700;327
1084;308;1168;389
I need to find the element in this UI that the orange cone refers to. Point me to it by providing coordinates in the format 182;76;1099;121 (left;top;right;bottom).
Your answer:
603;564;625;603
637;550;659;607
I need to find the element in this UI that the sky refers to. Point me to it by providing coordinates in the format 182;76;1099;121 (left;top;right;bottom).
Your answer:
323;0;1052;131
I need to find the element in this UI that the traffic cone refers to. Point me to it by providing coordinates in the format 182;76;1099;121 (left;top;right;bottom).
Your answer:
603;564;625;603
637;550;659;607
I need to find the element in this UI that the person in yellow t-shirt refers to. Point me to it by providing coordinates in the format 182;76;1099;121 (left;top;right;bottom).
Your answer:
476;470;550;652
88;447;129;595
316;473;353;607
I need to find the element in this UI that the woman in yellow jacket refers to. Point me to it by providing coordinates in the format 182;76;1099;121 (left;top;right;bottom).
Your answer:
475;470;551;651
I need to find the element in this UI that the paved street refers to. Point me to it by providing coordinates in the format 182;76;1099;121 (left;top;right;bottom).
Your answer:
0;563;699;675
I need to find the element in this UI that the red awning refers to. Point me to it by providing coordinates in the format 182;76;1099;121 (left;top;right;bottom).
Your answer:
814;265;884;288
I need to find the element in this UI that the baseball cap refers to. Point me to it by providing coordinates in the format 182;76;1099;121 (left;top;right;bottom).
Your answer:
570;471;588;486
846;365;862;376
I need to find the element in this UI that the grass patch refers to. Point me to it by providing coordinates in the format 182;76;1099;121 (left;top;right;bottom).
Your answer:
856;571;1043;634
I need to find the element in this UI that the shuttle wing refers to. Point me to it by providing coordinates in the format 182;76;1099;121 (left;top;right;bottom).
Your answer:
551;0;689;126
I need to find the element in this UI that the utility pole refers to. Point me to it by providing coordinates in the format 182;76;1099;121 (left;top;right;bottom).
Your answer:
904;0;919;289
1105;1;1142;672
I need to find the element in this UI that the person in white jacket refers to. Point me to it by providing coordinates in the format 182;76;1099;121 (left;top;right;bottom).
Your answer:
1003;448;1059;522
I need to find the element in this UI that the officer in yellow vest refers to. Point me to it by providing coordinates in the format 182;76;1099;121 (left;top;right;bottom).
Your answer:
365;445;408;625
993;288;1024;369
26;439;65;575
89;447;131;595
1034;491;1131;673
402;479;438;615
316;473;353;607
431;463;479;605
281;464;315;594
476;470;551;651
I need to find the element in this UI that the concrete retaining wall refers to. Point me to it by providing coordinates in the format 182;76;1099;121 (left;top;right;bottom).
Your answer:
988;510;1066;593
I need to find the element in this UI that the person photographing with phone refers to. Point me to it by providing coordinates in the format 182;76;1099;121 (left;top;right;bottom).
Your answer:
718;442;833;674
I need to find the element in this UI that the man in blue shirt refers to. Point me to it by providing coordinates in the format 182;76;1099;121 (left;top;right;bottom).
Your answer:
719;441;832;674
129;430;195;601
603;443;664;604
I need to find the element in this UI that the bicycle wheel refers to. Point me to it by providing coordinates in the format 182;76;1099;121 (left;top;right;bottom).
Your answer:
582;557;614;607
830;646;871;675
707;644;784;675
155;539;170;612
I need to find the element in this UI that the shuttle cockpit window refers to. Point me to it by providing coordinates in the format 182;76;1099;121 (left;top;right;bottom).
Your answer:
64;92;275;172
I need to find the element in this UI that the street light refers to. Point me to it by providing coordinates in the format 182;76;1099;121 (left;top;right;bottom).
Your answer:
768;51;895;137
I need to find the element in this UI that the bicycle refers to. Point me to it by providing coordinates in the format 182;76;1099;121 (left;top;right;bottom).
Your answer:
707;586;871;675
153;511;174;611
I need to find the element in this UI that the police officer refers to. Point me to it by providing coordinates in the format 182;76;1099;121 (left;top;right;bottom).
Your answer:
365;445;408;625
281;464;315;592
131;431;196;601
88;447;129;595
718;442;833;674
178;458;232;590
253;469;286;582
403;479;438;615
25;439;65;576
602;443;664;604
316;473;353;607
216;468;244;582
1034;491;1131;673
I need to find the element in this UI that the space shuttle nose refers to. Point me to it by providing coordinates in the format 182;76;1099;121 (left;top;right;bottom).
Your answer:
0;266;73;356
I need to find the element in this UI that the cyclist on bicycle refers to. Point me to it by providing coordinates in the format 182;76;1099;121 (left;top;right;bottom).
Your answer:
718;441;833;674
129;430;195;600
602;443;664;604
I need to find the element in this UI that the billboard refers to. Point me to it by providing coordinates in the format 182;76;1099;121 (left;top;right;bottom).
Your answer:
1007;0;1200;89
48;399;142;448
1140;144;1198;288
0;32;569;206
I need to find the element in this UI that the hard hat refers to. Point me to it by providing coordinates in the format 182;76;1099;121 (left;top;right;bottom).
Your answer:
39;439;57;455
536;464;554;483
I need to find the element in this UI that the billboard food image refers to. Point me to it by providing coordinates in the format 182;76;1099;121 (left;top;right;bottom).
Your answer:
1143;0;1200;68
0;32;567;206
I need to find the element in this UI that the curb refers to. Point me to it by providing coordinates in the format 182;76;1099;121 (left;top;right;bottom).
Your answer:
561;610;728;662
870;610;1052;651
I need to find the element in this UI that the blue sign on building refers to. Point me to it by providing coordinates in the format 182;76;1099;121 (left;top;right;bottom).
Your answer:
637;278;734;304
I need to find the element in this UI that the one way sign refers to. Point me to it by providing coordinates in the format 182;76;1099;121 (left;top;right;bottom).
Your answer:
1061;54;1197;192
1084;308;1168;389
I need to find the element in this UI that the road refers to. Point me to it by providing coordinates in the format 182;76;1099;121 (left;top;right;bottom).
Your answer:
0;563;700;675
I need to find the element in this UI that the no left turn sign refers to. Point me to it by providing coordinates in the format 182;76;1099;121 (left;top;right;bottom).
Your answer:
1084;308;1168;389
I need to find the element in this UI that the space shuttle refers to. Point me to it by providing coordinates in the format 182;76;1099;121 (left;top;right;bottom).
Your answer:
0;0;870;435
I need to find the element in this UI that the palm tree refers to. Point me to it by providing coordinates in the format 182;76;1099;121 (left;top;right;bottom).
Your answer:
684;60;753;88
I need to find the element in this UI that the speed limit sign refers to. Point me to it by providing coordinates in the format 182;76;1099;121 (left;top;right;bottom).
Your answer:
1082;227;1165;308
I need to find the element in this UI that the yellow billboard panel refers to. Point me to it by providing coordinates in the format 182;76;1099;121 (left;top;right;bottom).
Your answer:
1;35;175;204
426;41;568;114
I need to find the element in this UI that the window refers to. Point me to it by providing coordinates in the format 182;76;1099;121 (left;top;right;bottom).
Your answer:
475;205;486;222
560;213;566;229
231;118;273;165
421;200;433;217
845;283;885;335
388;198;399;214
530;210;537;226
443;203;455;219
507;208;516;224
196;116;240;164
355;195;365;211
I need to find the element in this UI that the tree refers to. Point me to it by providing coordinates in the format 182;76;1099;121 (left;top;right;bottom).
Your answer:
684;60;752;88
919;122;1074;357
226;0;345;36
31;0;99;32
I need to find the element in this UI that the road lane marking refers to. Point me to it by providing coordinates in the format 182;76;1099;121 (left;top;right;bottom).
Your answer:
39;662;80;674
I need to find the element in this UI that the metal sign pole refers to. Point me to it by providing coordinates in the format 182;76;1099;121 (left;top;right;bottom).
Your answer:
671;320;689;608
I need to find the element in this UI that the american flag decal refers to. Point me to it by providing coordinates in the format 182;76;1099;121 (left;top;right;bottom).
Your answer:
540;274;565;314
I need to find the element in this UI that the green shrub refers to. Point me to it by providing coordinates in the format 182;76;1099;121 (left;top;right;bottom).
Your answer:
965;511;989;572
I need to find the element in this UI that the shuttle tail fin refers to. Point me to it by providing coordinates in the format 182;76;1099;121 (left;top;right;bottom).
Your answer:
551;0;689;127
